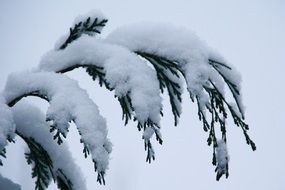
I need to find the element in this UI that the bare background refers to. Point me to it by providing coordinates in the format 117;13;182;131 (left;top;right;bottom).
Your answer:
0;0;284;189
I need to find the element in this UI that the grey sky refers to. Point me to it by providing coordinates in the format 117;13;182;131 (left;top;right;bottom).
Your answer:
0;0;284;189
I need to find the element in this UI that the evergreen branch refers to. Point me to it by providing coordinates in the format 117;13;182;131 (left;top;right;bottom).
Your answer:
118;94;134;125
134;51;254;180
202;89;230;180
208;59;244;119
59;17;108;50
57;62;164;158
21;136;54;190
137;119;163;163
208;59;232;70
79;64;135;127
47;122;67;145
196;96;210;132
7;91;68;146
145;140;155;163
56;169;73;190
136;52;183;125
6;63;162;167
85;65;111;89
208;80;256;151
6;86;110;185
93;160;106;185
8;91;48;107
58;64;112;90
20;132;75;190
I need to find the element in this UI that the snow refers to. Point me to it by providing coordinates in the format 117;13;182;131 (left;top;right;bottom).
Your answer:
106;22;243;112
142;127;154;141
39;36;162;126
215;139;229;178
12;101;86;190
3;71;111;175
0;174;21;190
0;95;15;160
73;9;106;27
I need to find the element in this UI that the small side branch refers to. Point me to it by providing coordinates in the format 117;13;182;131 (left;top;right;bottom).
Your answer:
8;91;49;107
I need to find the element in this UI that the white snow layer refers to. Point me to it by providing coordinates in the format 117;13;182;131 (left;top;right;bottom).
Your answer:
0;95;15;156
215;139;229;176
3;71;111;174
12;101;87;190
73;9;106;26
142;127;155;141
0;174;21;190
106;22;244;113
39;36;162;125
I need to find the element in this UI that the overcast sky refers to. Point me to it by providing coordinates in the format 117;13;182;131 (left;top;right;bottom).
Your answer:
0;0;285;189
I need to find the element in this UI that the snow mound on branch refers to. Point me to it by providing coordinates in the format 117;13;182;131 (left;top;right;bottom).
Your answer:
39;36;162;125
0;96;15;157
12;101;87;190
73;9;106;27
4;71;111;174
106;22;243;111
142;127;154;141
215;139;229;178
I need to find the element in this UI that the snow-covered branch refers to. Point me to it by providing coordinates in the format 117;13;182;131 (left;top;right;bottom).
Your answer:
13;102;86;190
106;22;256;179
215;139;229;181
0;10;256;186
39;36;163;162
3;72;111;184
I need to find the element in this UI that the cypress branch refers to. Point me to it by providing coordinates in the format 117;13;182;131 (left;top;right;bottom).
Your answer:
136;52;183;126
22;136;54;190
59;17;108;50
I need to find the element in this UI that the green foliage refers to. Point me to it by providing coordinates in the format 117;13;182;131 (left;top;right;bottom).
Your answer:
1;14;256;189
48;122;67;145
22;136;74;190
23;137;54;190
85;65;111;89
56;169;73;190
55;15;256;180
137;52;183;126
59;17;108;50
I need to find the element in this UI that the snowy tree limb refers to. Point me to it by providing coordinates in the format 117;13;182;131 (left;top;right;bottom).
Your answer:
39;36;163;163
0;11;256;185
3;72;111;184
13;102;87;190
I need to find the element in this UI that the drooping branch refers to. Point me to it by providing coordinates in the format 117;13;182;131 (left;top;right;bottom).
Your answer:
39;36;164;163
21;135;54;190
5;17;255;183
208;80;256;151
131;50;255;180
4;72;111;184
208;59;244;118
12;102;87;190
136;52;183;126
8;91;48;107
